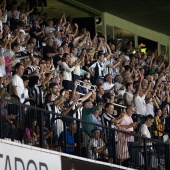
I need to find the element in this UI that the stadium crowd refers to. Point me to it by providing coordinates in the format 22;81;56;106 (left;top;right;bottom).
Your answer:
0;0;170;168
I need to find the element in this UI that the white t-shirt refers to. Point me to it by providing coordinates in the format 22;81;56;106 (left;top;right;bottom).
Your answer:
12;74;25;103
0;55;6;76
124;92;134;104
103;82;114;91
70;56;80;76
62;62;75;81
45;27;56;34
114;82;123;90
0;69;3;77
139;124;151;138
24;88;30;105
134;95;147;116
146;102;154;117
139;124;152;149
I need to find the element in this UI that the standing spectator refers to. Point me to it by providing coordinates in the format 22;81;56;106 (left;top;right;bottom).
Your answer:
92;108;102;131
123;82;134;106
53;46;64;68
82;101;100;136
24;54;40;75
45;19;56;40
49;82;60;100
10;9;20;31
61;53;80;90
96;84;105;105
60;122;77;155
22;76;31;105
1;92;17;139
114;75;126;99
101;103;125;163
119;105;138;166
153;109;164;140
30;20;45;47
28;76;44;107
103;74;114;93
43;38;57;60
0;53;6;77
70;47;81;81
90;50;106;83
161;106;170;136
12;63;25;103
87;129;107;160
139;115;154;170
134;80;152;121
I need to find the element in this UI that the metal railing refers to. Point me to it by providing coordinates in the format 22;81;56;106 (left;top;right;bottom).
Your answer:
0;98;169;170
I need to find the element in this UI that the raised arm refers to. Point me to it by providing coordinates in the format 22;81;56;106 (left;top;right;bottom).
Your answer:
62;62;76;72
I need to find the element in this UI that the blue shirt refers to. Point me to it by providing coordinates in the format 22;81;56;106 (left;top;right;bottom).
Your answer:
60;129;75;153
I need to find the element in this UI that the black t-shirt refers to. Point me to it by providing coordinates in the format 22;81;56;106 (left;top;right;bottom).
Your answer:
96;95;105;105
43;45;56;60
83;60;96;71
10;17;19;31
30;26;41;38
53;55;62;68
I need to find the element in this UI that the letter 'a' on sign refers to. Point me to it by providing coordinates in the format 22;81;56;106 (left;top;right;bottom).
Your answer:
5;155;12;170
15;158;25;170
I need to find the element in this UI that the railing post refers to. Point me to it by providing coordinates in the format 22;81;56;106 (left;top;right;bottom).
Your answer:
0;98;2;139
157;141;160;169
77;120;81;156
165;144;170;170
143;138;148;170
39;111;44;148
112;129;117;164
63;117;67;153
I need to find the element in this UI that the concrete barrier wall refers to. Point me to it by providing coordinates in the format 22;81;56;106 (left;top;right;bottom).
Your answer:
0;139;132;170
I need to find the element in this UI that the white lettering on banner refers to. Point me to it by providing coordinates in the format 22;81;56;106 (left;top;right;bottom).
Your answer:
0;141;61;170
